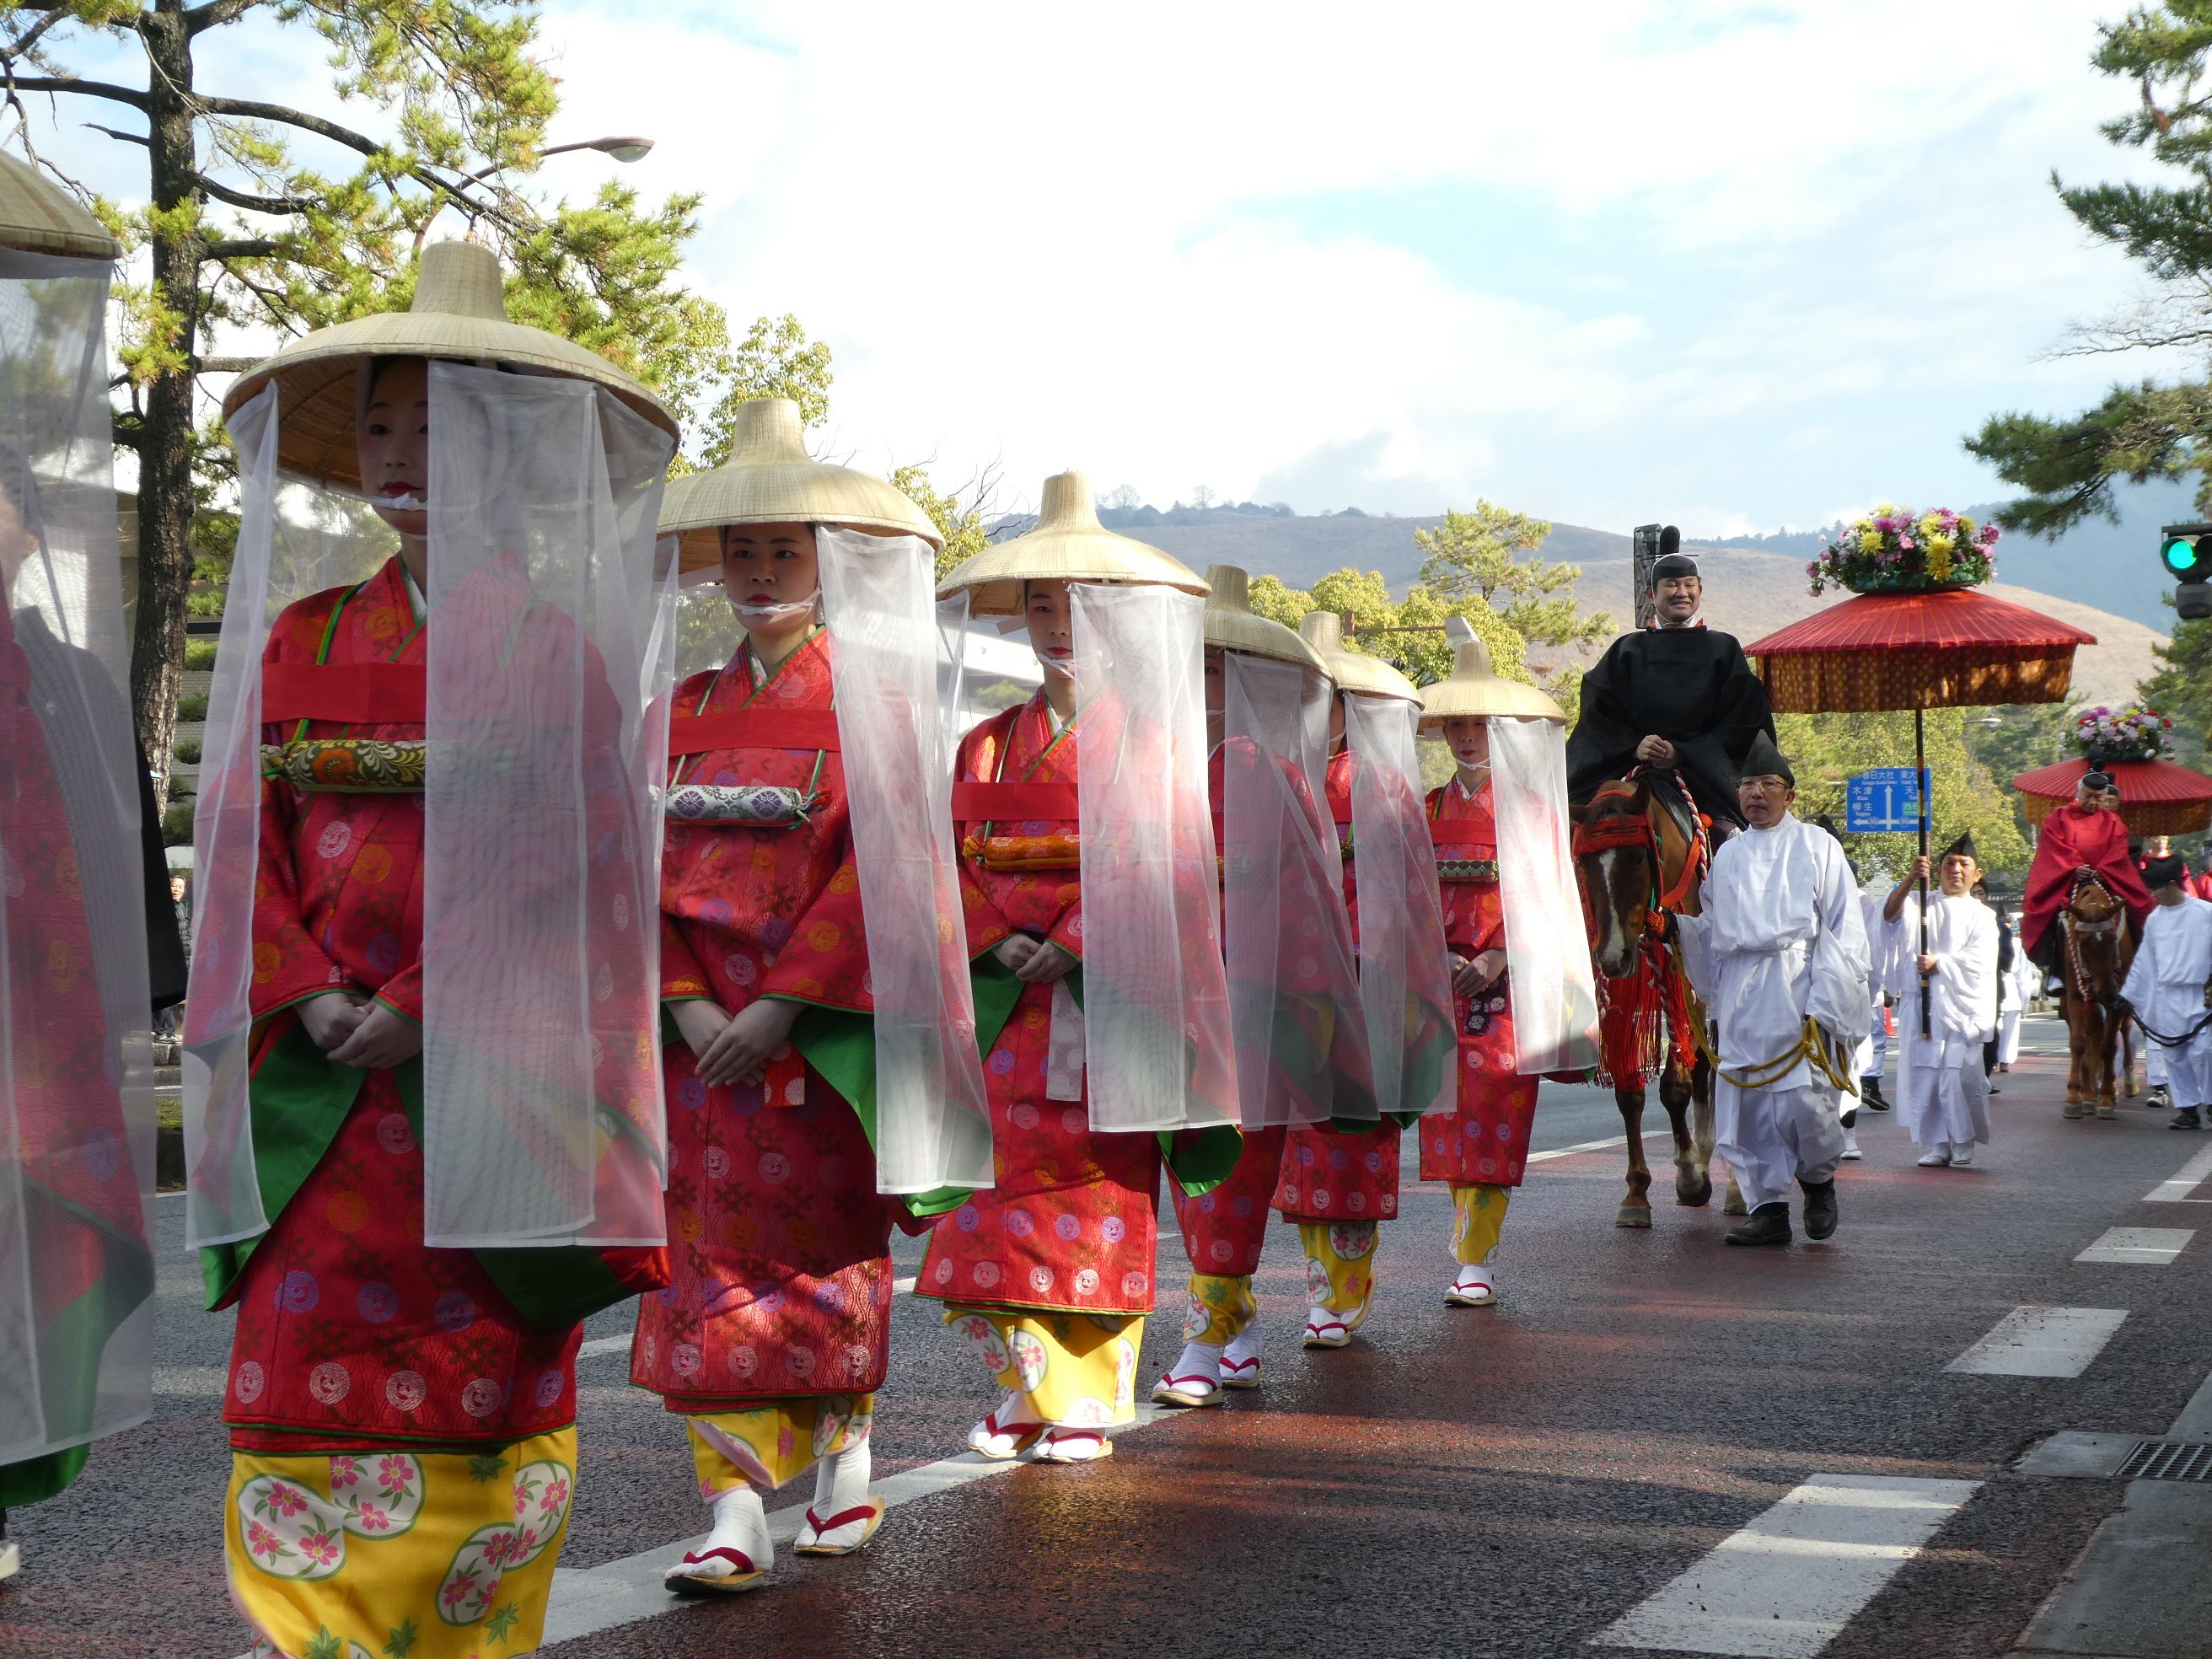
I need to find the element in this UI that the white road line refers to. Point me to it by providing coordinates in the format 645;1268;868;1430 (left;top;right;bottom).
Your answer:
577;1333;632;1359
2145;1143;2212;1204
540;1404;1175;1650
1526;1134;1629;1164
1945;1306;2129;1377
2074;1227;2195;1266
1590;1474;1980;1657
893;1275;917;1294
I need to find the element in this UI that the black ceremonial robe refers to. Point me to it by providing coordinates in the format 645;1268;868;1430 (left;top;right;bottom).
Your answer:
1564;624;1775;829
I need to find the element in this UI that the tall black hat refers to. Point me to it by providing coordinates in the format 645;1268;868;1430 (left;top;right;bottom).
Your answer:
1739;729;1794;787
1939;829;1979;862
1649;524;1698;583
2145;854;2188;889
2081;769;2118;796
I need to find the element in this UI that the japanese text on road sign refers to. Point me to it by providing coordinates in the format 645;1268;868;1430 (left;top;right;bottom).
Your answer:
1844;766;1930;833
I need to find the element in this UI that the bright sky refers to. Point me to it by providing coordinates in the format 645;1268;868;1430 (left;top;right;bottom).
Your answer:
20;1;2189;534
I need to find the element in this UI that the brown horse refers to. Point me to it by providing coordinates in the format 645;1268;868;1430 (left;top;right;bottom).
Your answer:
2059;872;2135;1116
1571;774;1725;1228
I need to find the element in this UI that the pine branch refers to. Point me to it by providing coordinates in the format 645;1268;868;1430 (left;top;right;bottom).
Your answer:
84;121;148;148
185;0;272;36
193;172;310;214
0;9;73;63
7;74;149;112
201;237;282;260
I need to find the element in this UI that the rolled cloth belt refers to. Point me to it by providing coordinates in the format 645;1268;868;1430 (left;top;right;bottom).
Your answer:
262;738;426;793
1436;857;1499;883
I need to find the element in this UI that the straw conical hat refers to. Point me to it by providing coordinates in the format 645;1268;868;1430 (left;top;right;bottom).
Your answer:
1418;636;1565;727
936;470;1207;615
660;398;938;572
1202;564;1323;671
0;150;118;261
222;240;677;490
1298;609;1420;703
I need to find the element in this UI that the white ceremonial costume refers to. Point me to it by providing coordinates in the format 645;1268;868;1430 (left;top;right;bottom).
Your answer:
1884;891;1997;1156
1855;887;1887;1082
1678;813;1870;1211
2122;898;2212;1109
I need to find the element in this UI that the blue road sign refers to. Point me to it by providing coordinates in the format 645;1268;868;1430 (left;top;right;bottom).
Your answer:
1844;766;1930;833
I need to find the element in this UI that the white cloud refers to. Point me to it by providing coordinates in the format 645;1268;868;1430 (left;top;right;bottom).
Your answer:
14;0;2193;534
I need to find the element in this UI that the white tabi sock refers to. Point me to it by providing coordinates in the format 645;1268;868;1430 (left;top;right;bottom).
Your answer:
1163;1339;1223;1385
1222;1322;1262;1372
802;1436;875;1548
702;1485;771;1569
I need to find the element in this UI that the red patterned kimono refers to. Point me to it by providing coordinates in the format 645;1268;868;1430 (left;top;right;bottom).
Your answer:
1275;746;1401;1225
2021;802;2152;965
633;632;910;1411
0;604;155;1497
1420;774;1538;1189
213;555;625;1451
918;693;1169;1316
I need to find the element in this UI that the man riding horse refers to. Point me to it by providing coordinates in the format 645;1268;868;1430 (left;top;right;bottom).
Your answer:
1565;541;1778;1226
2021;770;2151;972
1565;540;1778;840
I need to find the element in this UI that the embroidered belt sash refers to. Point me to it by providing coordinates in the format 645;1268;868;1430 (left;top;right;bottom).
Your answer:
260;738;427;793
1436;857;1499;883
661;782;818;826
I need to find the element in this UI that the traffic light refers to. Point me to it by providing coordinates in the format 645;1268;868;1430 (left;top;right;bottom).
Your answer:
2160;523;2212;620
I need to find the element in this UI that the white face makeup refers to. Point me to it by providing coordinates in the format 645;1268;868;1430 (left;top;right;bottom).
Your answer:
358;357;431;540
720;521;821;638
1024;578;1074;682
1442;715;1489;771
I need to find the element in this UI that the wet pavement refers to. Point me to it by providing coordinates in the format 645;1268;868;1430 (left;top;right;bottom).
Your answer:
3;1016;2207;1657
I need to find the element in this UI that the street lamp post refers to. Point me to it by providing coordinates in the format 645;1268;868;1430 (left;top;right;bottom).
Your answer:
413;134;656;252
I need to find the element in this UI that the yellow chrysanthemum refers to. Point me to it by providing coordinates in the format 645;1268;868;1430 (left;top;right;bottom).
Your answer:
1926;546;1954;580
1859;529;1884;554
1926;534;1954;558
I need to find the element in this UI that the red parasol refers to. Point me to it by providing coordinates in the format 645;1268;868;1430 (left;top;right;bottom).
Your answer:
2012;756;2212;837
1746;586;2096;1035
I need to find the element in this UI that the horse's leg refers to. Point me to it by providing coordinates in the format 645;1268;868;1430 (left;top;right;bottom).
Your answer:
2097;1000;2120;1116
1660;1058;1710;1206
2064;983;2086;1105
1616;1084;1653;1228
2123;1017;2142;1098
1692;1056;1717;1172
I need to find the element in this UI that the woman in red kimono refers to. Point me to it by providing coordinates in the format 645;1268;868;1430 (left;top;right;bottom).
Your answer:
1269;610;1445;1346
923;472;1237;1464
639;398;956;1594
200;244;677;1659
1154;569;1367;1405
1416;634;1573;1308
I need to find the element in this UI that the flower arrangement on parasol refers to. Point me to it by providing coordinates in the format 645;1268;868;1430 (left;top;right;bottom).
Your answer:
1805;505;2001;596
2073;704;2175;765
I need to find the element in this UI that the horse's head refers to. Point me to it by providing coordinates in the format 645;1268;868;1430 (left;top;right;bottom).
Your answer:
1574;777;1654;980
2069;874;2123;928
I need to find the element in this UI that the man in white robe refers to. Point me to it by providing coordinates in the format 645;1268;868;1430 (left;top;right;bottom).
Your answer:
2119;854;2212;1132
1882;832;1997;1167
1678;733;1870;1246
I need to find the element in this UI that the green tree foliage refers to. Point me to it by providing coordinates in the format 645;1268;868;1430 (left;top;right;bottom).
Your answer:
1250;567;1533;690
1777;708;2032;878
1961;701;2079;839
2;1;729;804
1963;5;2212;534
2140;609;2212;763
695;313;835;468
890;463;991;584
1412;501;1613;652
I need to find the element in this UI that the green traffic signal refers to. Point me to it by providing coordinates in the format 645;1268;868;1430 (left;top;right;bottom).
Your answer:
2161;523;2212;579
2166;535;2205;576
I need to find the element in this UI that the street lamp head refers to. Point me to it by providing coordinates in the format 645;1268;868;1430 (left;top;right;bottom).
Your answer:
592;136;654;163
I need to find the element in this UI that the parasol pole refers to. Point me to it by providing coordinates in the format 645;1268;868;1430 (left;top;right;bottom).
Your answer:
1916;705;1930;1039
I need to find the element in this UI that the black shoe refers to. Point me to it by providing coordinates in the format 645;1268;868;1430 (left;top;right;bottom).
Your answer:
2171;1107;2202;1131
1800;1178;1839;1240
1839;1105;1859;1130
1725;1203;1792;1246
1859;1079;1891;1113
1988;1083;2003;1096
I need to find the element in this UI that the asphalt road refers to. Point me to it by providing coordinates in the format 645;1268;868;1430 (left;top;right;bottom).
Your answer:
4;1017;2204;1659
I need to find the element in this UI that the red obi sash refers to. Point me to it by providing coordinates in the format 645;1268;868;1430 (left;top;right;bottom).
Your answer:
952;780;1080;822
667;707;843;757
261;663;427;725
